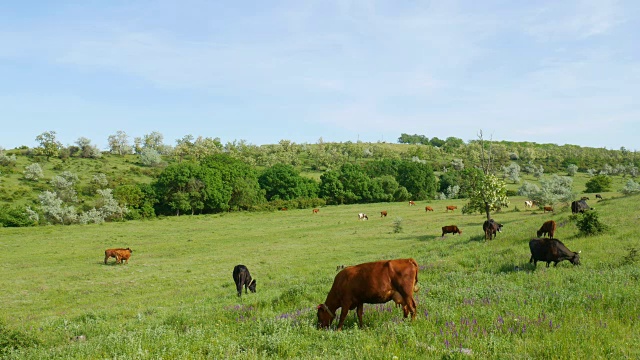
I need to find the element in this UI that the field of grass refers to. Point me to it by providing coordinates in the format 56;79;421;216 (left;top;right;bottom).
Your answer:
1;193;639;358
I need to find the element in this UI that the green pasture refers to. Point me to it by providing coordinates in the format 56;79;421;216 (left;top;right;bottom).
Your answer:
1;194;639;359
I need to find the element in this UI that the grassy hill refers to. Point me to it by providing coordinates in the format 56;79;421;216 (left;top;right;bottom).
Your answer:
1;192;638;358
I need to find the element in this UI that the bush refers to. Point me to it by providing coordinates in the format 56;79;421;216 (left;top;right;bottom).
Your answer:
621;179;640;195
140;148;163;167
393;217;404;233
0;205;35;227
23;163;43;181
575;210;608;236
585;175;612;193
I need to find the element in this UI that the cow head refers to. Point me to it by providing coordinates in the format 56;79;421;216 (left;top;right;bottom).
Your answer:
316;303;335;329
570;251;581;266
248;279;257;293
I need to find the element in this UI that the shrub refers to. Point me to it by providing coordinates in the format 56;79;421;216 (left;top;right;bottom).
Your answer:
140;148;163;167
585;175;612;193
621;179;640;195
23;163;43;181
0;205;35;227
393;217;403;233
575;210;608;236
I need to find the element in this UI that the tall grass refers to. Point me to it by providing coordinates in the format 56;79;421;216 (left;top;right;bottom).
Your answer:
1;194;638;358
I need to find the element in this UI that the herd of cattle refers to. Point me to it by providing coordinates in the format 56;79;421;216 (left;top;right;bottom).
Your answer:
102;196;599;330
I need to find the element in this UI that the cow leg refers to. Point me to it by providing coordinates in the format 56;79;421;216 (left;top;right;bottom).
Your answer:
356;304;364;328
336;308;349;331
116;255;121;264
104;255;108;265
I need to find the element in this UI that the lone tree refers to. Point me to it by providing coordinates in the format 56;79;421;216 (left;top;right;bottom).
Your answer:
35;131;62;160
462;130;510;221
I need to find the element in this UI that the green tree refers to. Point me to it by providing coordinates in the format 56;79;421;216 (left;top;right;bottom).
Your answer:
201;154;265;211
396;161;436;200
258;163;318;201
319;170;346;205
585;175;612;193
35;131;62;160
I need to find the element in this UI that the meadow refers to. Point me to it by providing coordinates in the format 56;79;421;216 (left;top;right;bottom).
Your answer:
1;192;639;359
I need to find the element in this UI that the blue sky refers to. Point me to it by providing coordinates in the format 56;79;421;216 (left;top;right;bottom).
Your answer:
1;0;638;151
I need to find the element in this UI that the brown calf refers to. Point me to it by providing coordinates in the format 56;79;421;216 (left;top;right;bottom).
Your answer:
425;206;434;212
104;248;132;265
445;205;457;212
380;210;388;217
537;220;556;238
543;206;553;213
409;201;416;206
441;225;462;237
312;208;319;214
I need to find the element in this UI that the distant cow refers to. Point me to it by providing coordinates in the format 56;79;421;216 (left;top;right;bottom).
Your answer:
232;265;256;297
537;220;556;238
595;194;603;200
524;200;533;208
380;210;388;217
482;219;503;240
445;205;457;212
543;206;553;213
529;238;581;268
280;207;288;211
571;199;591;214
313;208;319;214
581;196;590;200
409;201;416;206
317;258;419;330
425;206;434;212
104;248;132;265
358;213;369;220
441;225;462;237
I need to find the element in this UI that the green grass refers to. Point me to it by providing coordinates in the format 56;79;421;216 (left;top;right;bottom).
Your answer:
1;194;639;358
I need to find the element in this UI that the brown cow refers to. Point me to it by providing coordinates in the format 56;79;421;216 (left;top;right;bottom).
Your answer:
445;205;457;212
312;208;319;214
425;206;434;212
317;258;418;330
104;248;132;265
537;220;556;238
543;206;553;213
441;225;462;237
380;210;388;217
409;201;416;206
280;207;288;211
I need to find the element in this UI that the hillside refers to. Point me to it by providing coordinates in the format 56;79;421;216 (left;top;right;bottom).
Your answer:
0;192;638;358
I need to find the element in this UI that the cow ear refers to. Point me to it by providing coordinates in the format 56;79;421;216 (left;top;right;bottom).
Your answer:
316;304;323;310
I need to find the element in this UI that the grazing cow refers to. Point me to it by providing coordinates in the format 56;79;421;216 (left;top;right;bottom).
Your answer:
445;205;457;212
317;258;419;330
104;248;132;265
581;196;590;200
380;210;388;217
441;225;462;237
232;265;256;297
409;201;416;206
425;206;434;212
524;200;533;208
312;208;319;214
543;206;553;213
482;219;503;240
537;220;556;238
571;199;591;214
595;194;603;200
280;207;288;211
358;213;369;220
529;238;581;268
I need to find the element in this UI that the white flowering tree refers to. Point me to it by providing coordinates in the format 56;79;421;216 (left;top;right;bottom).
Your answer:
462;173;510;221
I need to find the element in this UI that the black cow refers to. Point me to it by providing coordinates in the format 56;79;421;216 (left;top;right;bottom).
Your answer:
482;219;503;240
571;199;591;214
232;265;256;297
529;238;581;268
595;194;603;200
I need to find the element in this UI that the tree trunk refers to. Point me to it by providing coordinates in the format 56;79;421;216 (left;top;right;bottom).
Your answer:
485;203;491;222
